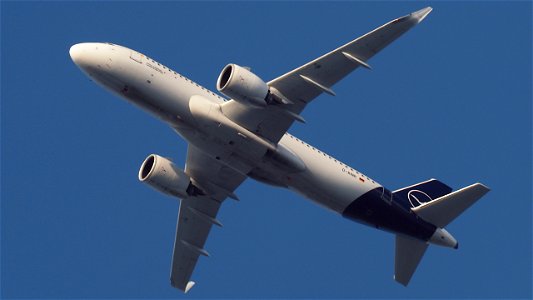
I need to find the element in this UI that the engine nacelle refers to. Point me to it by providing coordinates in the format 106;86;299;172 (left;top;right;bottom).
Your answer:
138;154;191;198
217;64;269;107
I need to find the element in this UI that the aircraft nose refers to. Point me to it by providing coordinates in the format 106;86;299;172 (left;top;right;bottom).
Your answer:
69;43;85;65
69;42;102;70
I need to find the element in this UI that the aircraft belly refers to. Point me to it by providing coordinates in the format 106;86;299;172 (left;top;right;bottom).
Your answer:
117;65;193;124
342;188;436;241
88;44;213;126
278;135;380;214
176;96;272;176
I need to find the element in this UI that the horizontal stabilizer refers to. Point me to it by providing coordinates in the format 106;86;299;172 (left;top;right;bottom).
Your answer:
412;183;490;228
394;235;428;286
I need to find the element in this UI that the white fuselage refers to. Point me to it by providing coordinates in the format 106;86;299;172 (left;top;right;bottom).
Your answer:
69;9;478;290
70;42;382;214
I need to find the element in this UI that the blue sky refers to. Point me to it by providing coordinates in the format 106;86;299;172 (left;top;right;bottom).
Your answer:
2;1;531;298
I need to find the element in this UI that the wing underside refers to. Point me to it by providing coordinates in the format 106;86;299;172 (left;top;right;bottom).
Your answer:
221;7;433;143
170;145;248;292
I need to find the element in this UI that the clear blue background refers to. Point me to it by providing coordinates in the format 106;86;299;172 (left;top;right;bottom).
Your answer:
2;1;531;298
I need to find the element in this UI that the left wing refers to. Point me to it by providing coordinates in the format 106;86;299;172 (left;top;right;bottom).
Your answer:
170;144;248;292
221;7;432;143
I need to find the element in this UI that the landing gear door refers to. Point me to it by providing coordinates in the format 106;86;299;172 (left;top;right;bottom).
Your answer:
130;51;143;63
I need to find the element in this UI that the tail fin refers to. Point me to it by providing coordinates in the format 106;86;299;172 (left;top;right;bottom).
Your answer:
412;183;490;228
394;235;428;286
393;182;490;286
392;178;452;209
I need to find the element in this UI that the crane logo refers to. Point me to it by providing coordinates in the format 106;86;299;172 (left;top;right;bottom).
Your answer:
407;190;433;208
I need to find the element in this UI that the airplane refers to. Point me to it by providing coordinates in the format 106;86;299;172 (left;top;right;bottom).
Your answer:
69;6;489;293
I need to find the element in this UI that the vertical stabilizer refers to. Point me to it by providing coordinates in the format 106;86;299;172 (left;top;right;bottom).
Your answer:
392;178;452;210
394;235;428;286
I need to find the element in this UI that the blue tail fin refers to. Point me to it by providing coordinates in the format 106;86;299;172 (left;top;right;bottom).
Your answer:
393;179;452;210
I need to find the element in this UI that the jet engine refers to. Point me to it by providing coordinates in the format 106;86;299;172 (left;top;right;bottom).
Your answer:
217;64;270;107
138;154;192;198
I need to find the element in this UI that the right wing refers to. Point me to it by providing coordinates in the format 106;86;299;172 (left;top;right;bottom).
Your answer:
170;144;248;292
221;7;433;143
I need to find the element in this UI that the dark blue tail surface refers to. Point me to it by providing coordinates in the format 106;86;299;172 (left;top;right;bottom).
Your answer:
393;179;452;210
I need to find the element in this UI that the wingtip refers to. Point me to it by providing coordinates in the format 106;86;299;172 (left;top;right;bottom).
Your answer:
475;183;491;193
478;182;490;189
410;7;433;23
393;275;409;287
184;281;196;293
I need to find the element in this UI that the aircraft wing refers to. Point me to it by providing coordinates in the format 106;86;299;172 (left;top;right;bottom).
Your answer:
170;144;247;292
221;7;432;143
